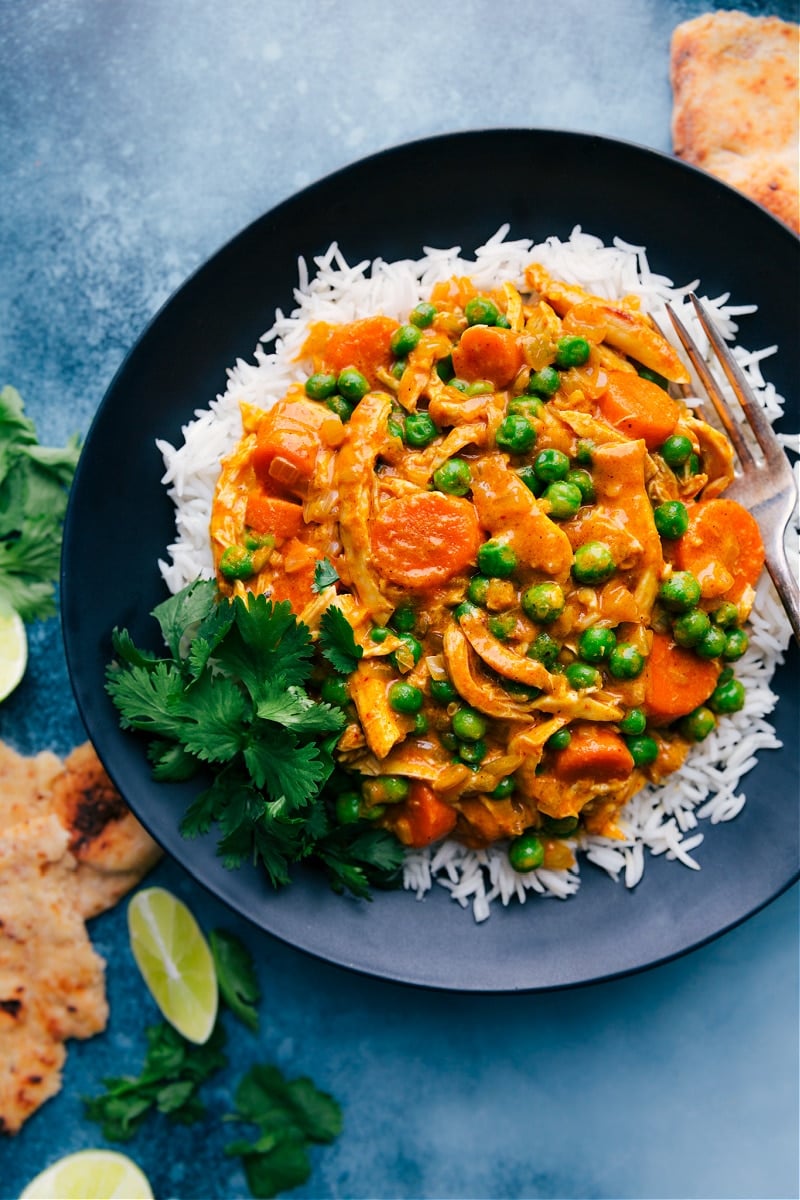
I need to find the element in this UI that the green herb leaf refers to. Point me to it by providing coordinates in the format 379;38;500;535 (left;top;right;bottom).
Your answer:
312;557;339;593
318;606;363;675
209;929;260;1032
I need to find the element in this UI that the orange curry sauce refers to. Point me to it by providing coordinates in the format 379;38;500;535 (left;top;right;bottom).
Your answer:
210;267;764;867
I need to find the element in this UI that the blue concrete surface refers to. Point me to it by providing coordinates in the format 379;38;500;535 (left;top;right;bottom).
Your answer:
1;2;798;1197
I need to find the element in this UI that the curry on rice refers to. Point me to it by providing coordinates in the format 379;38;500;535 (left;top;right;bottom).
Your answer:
209;266;764;874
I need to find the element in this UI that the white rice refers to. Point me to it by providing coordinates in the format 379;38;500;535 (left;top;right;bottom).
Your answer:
157;225;796;921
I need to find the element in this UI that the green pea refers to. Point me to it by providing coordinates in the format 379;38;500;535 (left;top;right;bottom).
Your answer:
566;468;595;504
575;438;595;466
454;601;479;622
680;706;717;741
654;500;689;540
544;480;583;520
466;575;490;605
509;396;544;419
335;791;362;824
404;411;438;448
320;676;350;706
658;571;701;612
304;371;338;400
708;677;746;714
533;448;570;483
636;365;669;390
528;365;560;397
409;301;437;328
608;643;645;680
440;730;459;752
458;737;487;764
496;413;536;455
625;734;659;767
464;296;500;326
430;678;458;704
718;666;735;684
477;540;518;578
243;531;275;552
521;582;565;624
527;632;561;668
722;629;749;661
488;613;516;640
672;608;711;648
546;728;572;751
392;605;416;633
219;545;254;581
326;394;355;422
490;776;516;799
572;541;616;584
387;416;405;440
451;707;487;741
413;712;429;735
433;457;472;496
337;367;369;402
391;359;407;380
436;354;455;382
660;434;693;468
389;633;423;673
391;324;421;358
618;708;647;736
687;453;701;475
712;601;739;628
695;626;728;659
388;680;424;714
565;661;601;690
450;378;469;393
508;832;545;872
467;379;493;396
578;626;617;663
379;775;410;803
370;625;389;643
495;313;512;329
555;335;591;368
541;814;579;836
516;465;543;495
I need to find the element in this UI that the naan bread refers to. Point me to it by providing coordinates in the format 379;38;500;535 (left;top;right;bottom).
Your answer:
0;740;161;1134
670;11;799;233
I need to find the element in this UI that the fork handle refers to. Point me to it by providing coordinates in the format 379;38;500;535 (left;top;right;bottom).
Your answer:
765;543;800;645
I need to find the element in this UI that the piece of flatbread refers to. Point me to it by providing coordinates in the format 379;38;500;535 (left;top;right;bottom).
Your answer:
0;740;161;1134
670;11;799;233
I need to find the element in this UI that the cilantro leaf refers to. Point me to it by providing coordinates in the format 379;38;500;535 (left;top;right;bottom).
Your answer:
318;606;363;675
209;929;260;1031
83;1020;226;1142
312;557;339;593
226;1063;343;1199
152;578;219;661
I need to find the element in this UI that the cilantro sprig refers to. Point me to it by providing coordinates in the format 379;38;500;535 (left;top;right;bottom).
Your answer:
0;385;80;619
106;580;404;896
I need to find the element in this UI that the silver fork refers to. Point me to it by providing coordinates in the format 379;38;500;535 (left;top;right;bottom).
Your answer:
667;295;800;644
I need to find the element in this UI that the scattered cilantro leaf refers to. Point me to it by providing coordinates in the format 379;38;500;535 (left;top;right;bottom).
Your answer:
312;557;339;593
225;1063;343;1199
318;606;363;675
0;385;80;620
83;1020;227;1142
210;929;260;1031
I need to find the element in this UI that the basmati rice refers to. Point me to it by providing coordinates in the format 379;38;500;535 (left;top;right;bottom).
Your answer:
157;225;796;921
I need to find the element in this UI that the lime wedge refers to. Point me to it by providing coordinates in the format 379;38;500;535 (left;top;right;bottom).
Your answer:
0;609;27;702
127;886;218;1044
19;1149;154;1199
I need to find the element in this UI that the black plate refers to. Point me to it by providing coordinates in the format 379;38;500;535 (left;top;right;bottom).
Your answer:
62;130;799;992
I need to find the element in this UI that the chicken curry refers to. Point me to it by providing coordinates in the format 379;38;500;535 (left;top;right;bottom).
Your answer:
210;267;764;874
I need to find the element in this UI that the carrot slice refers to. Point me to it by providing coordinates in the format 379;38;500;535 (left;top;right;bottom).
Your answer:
371;491;481;590
319;315;399;386
394;780;457;848
674;498;765;601
244;492;304;541
551;722;634;783
251;399;329;494
450;325;523;388
644;631;720;723
596;371;681;449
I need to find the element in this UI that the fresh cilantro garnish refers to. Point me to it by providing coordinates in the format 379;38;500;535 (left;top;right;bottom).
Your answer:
0;385;80;619
312;557;339;593
107;581;401;896
83;1020;227;1141
318;605;363;675
225;1064;343;1199
210;928;260;1032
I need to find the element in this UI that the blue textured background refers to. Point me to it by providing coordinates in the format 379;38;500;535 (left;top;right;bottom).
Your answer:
1;2;798;1198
